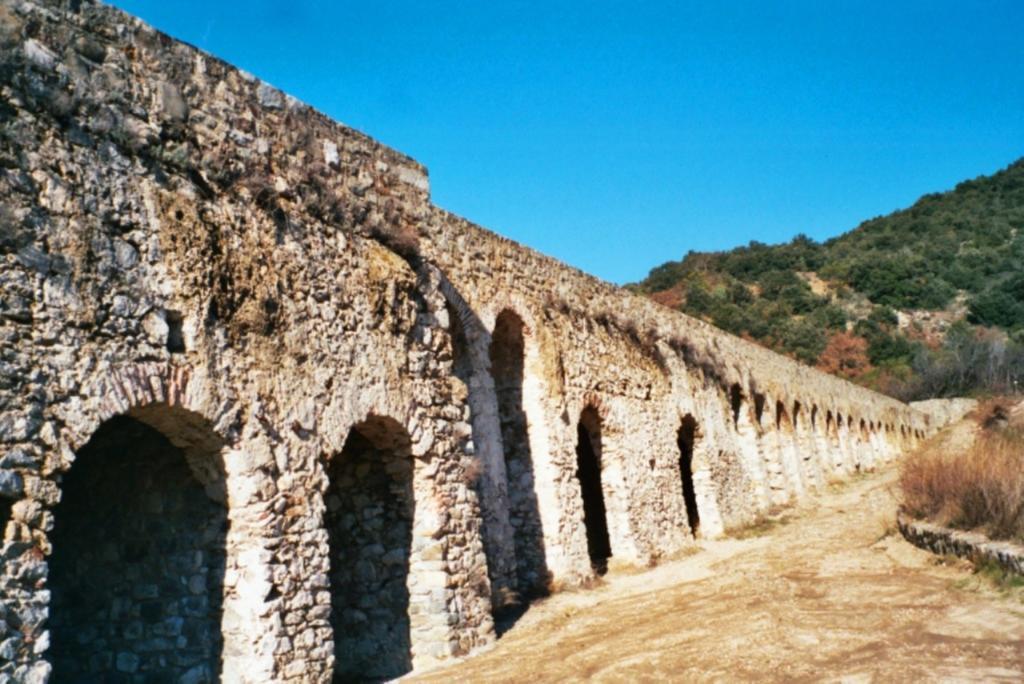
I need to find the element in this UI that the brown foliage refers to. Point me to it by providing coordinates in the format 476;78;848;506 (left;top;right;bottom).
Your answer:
970;397;1013;429
900;418;1024;543
815;331;872;379
650;287;683;310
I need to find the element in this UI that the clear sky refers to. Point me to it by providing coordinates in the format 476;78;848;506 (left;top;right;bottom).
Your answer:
111;1;1024;284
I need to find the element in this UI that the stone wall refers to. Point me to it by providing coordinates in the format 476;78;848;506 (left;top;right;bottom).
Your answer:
898;512;1024;576
0;0;947;681
418;209;935;582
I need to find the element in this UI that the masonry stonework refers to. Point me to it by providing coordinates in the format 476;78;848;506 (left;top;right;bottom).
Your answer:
0;1;944;680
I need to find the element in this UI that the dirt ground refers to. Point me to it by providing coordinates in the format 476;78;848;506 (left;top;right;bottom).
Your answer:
413;467;1024;682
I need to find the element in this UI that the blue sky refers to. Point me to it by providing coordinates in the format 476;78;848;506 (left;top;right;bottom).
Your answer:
112;1;1024;284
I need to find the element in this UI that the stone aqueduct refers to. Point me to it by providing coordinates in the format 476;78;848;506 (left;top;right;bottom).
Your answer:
0;1;940;680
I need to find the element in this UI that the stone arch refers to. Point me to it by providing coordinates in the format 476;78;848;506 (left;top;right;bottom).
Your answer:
324;415;416;681
48;403;228;681
575;406;611;574
440;291;518;608
808;404;830;474
677;415;701;537
61;364;241;457
790;399;821;489
489;308;549;598
449;293;560;599
823;409;841;471
727;383;769;509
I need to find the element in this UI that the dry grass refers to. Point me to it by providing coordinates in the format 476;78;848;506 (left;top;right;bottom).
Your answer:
967;397;1016;432
900;400;1024;543
730;512;793;540
871;509;898;545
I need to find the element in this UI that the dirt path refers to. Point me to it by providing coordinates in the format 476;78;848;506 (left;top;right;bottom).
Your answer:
414;467;1024;682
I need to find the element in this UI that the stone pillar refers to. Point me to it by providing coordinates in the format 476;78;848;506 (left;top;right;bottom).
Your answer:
836;419;855;473
734;399;772;511
220;444;280;682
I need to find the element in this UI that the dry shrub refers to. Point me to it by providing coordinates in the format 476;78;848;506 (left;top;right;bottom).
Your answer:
370;222;420;260
461;456;483;486
969;397;1013;429
900;425;1024;542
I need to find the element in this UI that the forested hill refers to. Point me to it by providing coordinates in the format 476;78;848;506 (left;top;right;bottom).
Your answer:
630;158;1024;400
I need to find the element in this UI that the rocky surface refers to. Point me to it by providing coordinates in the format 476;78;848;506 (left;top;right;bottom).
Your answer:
0;0;951;681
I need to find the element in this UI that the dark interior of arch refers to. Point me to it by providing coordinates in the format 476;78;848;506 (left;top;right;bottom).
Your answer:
325;418;413;682
753;392;766;426
0;496;11;541
48;414;227;681
729;384;743;426
775;401;788;430
490;310;549;598
575;408;611;574
677;415;701;536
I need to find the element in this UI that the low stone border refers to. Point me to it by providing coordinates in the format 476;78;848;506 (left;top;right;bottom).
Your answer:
897;511;1024;575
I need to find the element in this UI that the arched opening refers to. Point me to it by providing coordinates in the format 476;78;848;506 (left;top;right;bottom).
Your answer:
490;309;548;598
325;417;414;681
826;411;836;442
775;400;790;431
677;415;701;537
729;384;743;427
575;407;611;574
0;496;11;541
49;409;227;681
753;392;766;427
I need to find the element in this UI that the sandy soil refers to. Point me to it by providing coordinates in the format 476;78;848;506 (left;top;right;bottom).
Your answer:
413;467;1024;682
